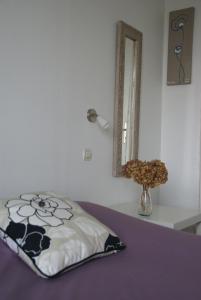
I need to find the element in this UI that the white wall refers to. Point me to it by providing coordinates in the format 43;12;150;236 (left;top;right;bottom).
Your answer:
160;0;201;209
0;0;164;206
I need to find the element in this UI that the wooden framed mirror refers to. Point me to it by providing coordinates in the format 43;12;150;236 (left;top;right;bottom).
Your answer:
113;21;142;177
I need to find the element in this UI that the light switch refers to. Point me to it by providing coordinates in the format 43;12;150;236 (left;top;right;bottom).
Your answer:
82;149;92;161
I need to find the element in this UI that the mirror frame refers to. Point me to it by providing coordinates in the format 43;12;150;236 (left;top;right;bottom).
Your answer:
113;21;142;177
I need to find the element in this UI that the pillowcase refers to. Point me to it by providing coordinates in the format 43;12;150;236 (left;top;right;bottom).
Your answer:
0;192;125;278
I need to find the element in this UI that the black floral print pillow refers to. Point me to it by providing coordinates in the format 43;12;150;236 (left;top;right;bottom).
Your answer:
0;193;125;278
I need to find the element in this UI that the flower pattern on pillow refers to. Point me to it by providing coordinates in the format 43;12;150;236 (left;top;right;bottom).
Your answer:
6;194;73;227
104;234;125;252
5;221;50;258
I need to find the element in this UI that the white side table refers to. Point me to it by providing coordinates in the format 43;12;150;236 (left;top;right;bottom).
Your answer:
110;202;201;231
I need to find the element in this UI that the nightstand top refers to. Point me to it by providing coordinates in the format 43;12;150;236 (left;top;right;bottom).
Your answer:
110;202;201;230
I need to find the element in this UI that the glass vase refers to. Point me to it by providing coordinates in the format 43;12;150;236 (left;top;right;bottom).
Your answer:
138;185;152;216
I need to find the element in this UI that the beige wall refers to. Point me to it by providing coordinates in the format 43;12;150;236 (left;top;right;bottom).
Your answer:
160;0;201;209
0;0;164;205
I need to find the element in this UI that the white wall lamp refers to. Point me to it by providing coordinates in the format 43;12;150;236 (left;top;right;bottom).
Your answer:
87;109;110;130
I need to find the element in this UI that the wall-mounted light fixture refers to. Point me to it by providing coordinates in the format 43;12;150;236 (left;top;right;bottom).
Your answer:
87;109;110;130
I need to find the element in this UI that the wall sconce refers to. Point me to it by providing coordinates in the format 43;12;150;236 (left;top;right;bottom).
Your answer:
87;109;110;130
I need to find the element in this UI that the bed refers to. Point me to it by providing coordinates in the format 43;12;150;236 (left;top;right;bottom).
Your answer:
1;201;201;300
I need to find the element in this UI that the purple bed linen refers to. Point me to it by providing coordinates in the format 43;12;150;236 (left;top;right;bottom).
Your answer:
1;201;201;300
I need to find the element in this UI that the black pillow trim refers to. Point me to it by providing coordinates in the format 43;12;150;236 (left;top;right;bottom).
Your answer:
0;227;126;279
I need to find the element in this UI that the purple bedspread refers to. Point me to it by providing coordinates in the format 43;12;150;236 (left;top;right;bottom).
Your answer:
1;202;201;300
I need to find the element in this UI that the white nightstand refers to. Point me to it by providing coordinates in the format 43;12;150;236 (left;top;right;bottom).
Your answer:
110;202;201;232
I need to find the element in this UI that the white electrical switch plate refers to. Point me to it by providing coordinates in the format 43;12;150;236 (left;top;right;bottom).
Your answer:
83;149;92;161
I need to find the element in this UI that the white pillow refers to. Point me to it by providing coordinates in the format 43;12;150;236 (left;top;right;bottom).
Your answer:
0;192;125;278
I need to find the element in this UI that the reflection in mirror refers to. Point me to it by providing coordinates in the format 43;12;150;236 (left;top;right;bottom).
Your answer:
113;21;142;176
122;38;136;165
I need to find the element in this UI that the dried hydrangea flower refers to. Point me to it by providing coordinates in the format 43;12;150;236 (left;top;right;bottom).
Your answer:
122;159;168;188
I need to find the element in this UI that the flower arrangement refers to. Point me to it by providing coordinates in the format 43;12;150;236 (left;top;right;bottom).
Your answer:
122;159;168;189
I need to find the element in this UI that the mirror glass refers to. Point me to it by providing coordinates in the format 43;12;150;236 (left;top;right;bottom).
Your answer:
122;38;136;165
113;21;142;176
